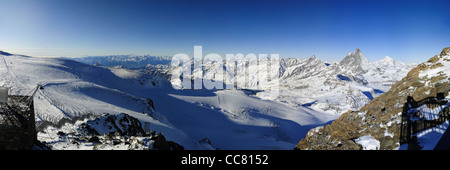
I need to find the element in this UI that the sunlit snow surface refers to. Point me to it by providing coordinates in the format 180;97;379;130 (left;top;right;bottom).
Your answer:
355;135;380;150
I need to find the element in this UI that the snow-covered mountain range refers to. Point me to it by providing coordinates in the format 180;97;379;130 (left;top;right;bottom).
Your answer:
276;49;415;115
0;48;416;150
67;55;172;69
76;49;415;115
0;50;336;150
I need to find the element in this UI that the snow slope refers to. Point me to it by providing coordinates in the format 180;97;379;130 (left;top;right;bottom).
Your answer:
0;53;205;149
0;52;335;150
165;89;336;149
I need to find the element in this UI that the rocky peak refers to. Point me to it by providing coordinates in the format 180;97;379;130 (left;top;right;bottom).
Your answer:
440;47;450;56
307;54;322;64
340;48;369;65
338;48;371;74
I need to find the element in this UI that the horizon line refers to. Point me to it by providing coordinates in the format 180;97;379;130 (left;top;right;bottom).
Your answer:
1;48;419;65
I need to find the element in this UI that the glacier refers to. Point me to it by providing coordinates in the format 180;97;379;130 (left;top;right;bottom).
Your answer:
0;51;336;150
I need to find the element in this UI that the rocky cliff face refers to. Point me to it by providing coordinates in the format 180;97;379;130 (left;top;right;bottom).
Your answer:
38;113;184;150
295;47;450;150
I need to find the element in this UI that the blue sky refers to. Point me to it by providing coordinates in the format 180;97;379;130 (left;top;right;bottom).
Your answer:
0;0;449;63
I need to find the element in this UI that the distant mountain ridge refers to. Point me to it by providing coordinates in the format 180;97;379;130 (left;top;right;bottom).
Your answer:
66;55;172;69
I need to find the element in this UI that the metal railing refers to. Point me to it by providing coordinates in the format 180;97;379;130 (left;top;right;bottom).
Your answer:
400;93;449;148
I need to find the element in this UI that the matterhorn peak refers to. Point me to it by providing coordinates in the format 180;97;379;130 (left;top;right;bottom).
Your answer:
340;48;370;66
352;48;364;57
349;48;363;57
338;48;372;74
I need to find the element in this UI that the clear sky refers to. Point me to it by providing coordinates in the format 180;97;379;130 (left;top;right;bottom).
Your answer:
1;0;449;63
